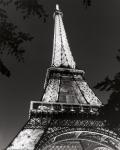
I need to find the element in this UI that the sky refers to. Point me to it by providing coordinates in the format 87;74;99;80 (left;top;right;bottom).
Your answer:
0;0;120;149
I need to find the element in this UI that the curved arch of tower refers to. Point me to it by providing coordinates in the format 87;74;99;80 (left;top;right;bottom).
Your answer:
6;4;120;150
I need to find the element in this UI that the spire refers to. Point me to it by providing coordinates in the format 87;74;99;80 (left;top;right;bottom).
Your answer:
56;4;59;10
42;4;102;106
51;4;76;69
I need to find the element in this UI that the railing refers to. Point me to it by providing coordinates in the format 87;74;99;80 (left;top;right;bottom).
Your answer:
29;101;102;117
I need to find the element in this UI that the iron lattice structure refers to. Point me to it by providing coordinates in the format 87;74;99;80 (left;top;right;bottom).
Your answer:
6;4;120;150
27;103;120;150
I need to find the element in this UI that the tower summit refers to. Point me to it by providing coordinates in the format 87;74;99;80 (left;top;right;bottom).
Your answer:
6;4;120;150
52;4;75;68
43;4;102;105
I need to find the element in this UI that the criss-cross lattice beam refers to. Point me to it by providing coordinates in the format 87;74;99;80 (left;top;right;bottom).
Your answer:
51;4;76;69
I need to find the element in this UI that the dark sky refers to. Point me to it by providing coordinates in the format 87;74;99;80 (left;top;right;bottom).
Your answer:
1;0;120;149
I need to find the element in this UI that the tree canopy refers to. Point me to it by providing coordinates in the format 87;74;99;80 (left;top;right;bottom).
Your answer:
94;50;120;128
0;0;48;77
0;0;91;77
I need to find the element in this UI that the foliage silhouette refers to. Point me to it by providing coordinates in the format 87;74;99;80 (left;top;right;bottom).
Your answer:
0;0;91;77
94;50;120;128
14;0;48;21
0;5;33;77
0;0;48;20
83;0;91;8
0;0;91;19
0;0;49;77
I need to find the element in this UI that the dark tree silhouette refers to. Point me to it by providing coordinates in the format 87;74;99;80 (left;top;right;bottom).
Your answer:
0;0;91;77
0;0;49;77
0;0;91;19
83;0;91;8
0;0;48;20
94;49;120;128
14;0;48;21
0;6;33;77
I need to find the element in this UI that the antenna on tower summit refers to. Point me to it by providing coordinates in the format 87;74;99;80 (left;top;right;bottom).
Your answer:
56;4;59;10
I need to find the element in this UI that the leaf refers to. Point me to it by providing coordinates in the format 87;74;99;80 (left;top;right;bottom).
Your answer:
83;0;91;8
0;9;33;76
0;58;10;77
94;76;112;91
14;0;48;20
0;20;33;62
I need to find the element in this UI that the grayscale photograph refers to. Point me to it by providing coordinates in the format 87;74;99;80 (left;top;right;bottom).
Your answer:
0;0;120;150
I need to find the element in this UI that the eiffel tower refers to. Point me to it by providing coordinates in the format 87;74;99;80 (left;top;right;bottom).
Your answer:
6;4;120;150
